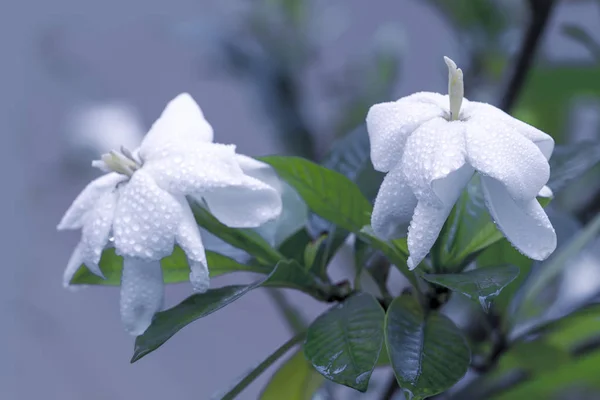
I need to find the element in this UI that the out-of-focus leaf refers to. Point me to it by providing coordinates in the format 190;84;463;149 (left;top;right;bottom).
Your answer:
423;265;520;312
260;156;372;233
132;261;326;362
385;295;470;399
513;212;600;326
548;141;600;193
303;234;327;269
562;24;600;60
304;293;385;392
277;228;312;264
217;332;306;400
70;247;271;286
193;204;284;265
260;349;324;400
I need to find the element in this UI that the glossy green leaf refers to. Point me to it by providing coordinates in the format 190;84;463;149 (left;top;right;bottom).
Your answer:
422;265;520;312
70;247;270;286
260;156;372;233
192;203;283;264
304;293;385;392
132;261;322;362
385;296;470;399
218;333;306;400
260;349;324;400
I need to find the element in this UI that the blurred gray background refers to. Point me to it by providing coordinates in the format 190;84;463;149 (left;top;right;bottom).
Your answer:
2;0;599;399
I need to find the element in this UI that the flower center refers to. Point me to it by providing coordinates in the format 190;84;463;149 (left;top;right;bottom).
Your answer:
92;146;142;177
444;56;464;121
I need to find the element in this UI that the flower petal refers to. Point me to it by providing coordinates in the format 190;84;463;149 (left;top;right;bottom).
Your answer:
175;197;210;293
406;165;474;269
62;242;104;288
466;102;554;159
235;154;283;193
113;169;181;260
371;166;417;240
465;118;550;202
367;92;447;172
120;257;164;336
139;93;214;162
57;173;125;230
482;176;556;260
143;143;245;196
401;118;472;206
200;176;282;228
80;189;119;266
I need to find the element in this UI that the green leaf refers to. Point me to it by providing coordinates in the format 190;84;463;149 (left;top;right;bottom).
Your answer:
561;24;600;60
357;227;416;288
260;156;372;233
304;293;385;392
132;261;324;362
548;141;600;193
513;212;600;326
303;234;327;269
277;228;312;264
70;247;270;286
422;265;520;312
192;203;283;264
385;296;470;399
217;333;306;400
260;349;324;400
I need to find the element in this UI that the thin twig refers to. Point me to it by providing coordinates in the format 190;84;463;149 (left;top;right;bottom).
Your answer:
499;0;558;113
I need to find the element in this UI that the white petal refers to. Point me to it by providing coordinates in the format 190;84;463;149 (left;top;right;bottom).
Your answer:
465;118;550;202
120;257;164;336
366;92;447;172
200;175;282;228
113;170;181;260
62;242;104;288
466;101;554;159
406;165;474;269
235;154;283;193
143;143;245;196
401;118;472;206
175;197;210;293
79;189;119;267
482;176;556;260
371;166;417;240
139;93;214;162
538;185;554;198
57;173;125;230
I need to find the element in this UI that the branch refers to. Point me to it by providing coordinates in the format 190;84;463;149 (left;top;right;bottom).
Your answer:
499;0;558;113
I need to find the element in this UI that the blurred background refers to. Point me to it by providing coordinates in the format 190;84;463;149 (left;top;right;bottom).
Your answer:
3;0;600;398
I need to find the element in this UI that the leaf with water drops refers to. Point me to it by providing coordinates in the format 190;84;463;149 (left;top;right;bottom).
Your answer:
385;296;470;399
422;265;520;312
304;293;385;392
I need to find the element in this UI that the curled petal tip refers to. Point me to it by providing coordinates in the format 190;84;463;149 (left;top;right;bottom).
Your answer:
443;56;456;70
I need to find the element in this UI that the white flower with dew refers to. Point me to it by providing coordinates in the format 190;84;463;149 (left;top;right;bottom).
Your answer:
58;93;282;335
367;56;556;270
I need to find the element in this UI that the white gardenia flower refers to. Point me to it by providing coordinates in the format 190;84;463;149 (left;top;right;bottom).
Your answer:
367;57;557;270
58;93;282;335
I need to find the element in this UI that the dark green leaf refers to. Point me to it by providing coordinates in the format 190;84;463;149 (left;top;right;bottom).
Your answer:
304;293;385;392
70;247;270;286
385;296;470;399
132;261;322;362
422;265;520;312
192;203;283;264
260;156;372;233
260;349;324;400
277;228;312;264
217;333;306;400
303;234;327;270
